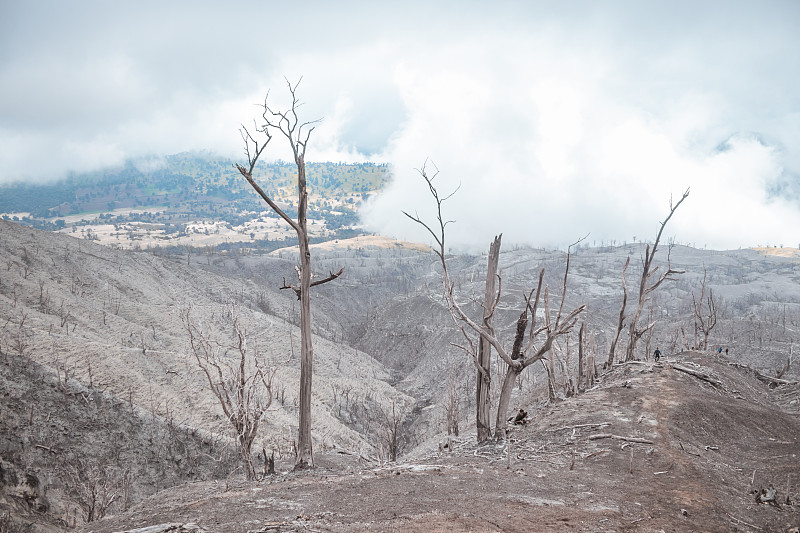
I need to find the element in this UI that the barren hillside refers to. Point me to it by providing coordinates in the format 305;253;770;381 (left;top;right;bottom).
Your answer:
0;221;412;531
78;352;800;532
2;221;800;532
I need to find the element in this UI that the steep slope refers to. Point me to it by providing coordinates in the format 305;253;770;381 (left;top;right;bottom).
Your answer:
1;350;237;532
0;221;411;529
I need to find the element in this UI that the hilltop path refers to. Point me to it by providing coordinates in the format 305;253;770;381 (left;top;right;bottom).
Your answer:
82;352;800;533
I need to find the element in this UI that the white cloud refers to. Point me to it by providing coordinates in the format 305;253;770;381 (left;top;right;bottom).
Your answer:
0;1;798;249
360;5;800;251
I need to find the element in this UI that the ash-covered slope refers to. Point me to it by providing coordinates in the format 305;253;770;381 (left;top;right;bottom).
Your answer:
3;219;800;531
309;241;800;453
0;221;411;530
77;352;800;533
1;349;237;532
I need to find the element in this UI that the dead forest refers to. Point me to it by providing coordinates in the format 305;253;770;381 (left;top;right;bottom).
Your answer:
1;213;799;531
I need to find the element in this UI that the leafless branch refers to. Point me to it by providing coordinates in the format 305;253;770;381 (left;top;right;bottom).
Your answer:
281;267;345;300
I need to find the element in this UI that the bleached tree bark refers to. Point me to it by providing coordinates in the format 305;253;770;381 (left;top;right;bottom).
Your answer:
625;189;690;361
476;235;501;442
578;322;585;392
494;243;585;438
693;266;717;351
236;79;343;469
606;256;630;368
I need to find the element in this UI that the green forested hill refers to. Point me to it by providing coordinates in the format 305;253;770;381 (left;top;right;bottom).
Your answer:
0;153;390;237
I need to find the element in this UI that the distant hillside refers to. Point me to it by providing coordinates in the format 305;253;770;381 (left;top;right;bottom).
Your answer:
0;154;389;251
0;154;389;218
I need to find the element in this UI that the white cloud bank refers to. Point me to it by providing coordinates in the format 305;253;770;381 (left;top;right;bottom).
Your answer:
1;1;798;250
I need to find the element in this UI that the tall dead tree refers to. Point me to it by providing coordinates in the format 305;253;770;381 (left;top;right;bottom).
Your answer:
402;162;497;443
236;79;343;469
693;266;717;351
606;256;630;368
624;189;690;361
493;241;585;439
182;305;276;480
577;322;586;392
476;235;501;442
404;162;585;441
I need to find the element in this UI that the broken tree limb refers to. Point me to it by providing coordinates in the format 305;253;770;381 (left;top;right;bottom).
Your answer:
552;422;611;432
585;449;610;459
679;441;701;457
34;444;57;454
725;513;762;531
280;267;345;300
587;433;654;444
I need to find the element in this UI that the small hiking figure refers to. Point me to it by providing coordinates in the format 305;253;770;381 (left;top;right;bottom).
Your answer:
718;347;723;355
654;348;661;362
510;408;528;425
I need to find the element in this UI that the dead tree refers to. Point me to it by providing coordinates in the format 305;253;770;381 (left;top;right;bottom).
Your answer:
494;242;585;439
776;352;792;379
577;322;586;392
65;460;127;523
182;304;276;480
476;235;501;442
625;189;690;361
236;79;343;469
404;162;584;441
606;256;630;368
444;380;461;436
586;330;597;388
375;398;404;462
693;266;717;351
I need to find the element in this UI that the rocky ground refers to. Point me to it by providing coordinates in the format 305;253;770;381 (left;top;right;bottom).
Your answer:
78;352;800;533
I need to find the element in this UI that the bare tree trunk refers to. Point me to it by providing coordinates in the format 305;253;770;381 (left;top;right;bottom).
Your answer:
578;322;585;392
587;331;596;388
476;235;501;443
236;81;343;470
645;306;655;361
558;341;574;396
625;280;649;361
296;156;314;468
494;366;520;440
545;356;557;401
240;433;257;480
693;267;717;351
607;257;630;368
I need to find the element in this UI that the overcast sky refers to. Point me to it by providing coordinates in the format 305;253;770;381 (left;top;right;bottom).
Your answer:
1;1;799;250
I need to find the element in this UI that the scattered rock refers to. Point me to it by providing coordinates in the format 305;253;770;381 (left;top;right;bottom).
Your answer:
755;485;778;505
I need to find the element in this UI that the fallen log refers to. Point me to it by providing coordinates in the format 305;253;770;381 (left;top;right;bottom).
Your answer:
671;363;723;387
753;369;798;387
587;433;654;444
